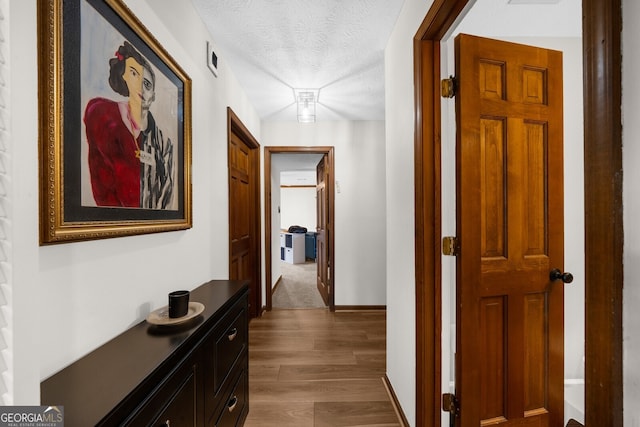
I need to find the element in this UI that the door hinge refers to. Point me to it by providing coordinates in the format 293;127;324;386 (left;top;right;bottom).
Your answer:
442;236;459;256
441;76;457;98
442;392;459;416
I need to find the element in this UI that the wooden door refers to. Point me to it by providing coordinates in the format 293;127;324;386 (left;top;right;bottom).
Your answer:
316;154;330;306
228;110;261;319
455;34;565;426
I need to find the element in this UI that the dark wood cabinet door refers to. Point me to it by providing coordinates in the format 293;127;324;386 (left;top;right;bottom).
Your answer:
149;372;197;427
126;363;198;427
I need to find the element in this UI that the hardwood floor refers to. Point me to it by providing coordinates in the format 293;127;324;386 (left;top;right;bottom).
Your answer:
244;308;402;427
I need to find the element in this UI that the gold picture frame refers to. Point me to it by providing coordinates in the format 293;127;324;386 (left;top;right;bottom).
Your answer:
38;0;192;244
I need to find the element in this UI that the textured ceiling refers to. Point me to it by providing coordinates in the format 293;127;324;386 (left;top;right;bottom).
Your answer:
190;0;405;121
190;0;580;123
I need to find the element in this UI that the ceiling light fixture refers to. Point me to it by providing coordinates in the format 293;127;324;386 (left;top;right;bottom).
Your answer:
294;89;319;123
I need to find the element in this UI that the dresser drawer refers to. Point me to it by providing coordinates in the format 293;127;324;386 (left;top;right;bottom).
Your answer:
209;368;248;427
214;308;247;391
203;296;248;419
124;361;198;427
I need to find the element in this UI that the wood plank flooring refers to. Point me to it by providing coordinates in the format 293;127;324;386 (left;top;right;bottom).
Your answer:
244;309;402;427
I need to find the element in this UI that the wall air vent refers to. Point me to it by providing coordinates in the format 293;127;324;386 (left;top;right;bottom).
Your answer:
207;41;218;77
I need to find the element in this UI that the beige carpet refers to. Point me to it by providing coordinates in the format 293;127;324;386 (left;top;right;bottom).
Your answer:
272;261;326;308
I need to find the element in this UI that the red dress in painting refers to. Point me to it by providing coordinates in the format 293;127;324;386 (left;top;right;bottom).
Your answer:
84;98;141;207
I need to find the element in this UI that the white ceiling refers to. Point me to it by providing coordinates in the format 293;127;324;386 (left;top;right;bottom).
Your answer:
190;0;405;121
190;0;581;123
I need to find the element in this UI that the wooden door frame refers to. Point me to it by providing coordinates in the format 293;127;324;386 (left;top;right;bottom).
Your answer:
227;107;262;318
413;1;622;426
264;146;336;312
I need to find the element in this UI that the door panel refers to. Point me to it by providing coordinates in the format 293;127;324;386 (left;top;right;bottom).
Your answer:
228;114;260;319
455;34;564;427
316;154;329;305
229;132;252;289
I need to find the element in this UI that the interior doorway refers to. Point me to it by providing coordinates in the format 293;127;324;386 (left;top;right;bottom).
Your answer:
413;1;622;426
264;146;335;312
439;4;584;426
272;154;324;309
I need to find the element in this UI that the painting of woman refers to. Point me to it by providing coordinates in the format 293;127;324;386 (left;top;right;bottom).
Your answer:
83;41;174;209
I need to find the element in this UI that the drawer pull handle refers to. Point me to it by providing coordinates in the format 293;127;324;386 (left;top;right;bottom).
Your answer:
161;420;171;427
227;328;238;341
228;395;238;413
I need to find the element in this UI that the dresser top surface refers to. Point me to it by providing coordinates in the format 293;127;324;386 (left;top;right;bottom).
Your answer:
40;280;248;426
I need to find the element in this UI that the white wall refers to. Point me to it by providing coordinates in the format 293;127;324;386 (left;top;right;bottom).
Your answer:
261;121;387;306
1;0;12;404
11;0;39;405
384;0;433;424
280;187;316;232
9;0;259;403
623;0;640;424
280;170;317;233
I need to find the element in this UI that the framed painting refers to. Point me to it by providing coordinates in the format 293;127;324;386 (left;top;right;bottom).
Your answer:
38;0;192;244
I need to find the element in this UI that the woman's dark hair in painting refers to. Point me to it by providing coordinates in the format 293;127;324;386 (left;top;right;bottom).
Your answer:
108;41;155;97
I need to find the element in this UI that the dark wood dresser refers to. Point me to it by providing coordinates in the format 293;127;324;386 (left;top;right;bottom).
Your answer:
41;280;249;427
